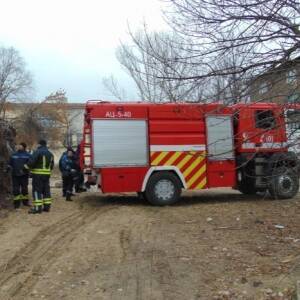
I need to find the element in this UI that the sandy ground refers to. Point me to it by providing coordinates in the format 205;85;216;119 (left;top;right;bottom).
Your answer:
0;185;299;300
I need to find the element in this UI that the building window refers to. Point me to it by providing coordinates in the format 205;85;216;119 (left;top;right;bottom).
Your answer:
255;110;276;129
286;110;300;130
286;69;297;84
259;82;268;94
287;93;300;104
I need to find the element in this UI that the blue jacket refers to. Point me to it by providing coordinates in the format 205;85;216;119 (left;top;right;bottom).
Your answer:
59;152;76;173
9;150;32;177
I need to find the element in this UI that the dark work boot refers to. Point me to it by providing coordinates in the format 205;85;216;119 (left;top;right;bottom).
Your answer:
76;187;87;193
13;200;21;209
66;193;73;201
43;204;51;212
28;206;42;214
22;199;30;206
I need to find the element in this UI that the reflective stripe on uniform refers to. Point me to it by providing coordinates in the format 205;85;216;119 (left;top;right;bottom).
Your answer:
31;168;51;175
43;155;46;169
43;198;52;204
20;195;29;200
14;195;21;201
33;200;43;206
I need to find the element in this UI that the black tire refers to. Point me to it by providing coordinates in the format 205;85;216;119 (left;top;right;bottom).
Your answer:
267;152;299;172
145;172;182;206
238;177;257;195
137;192;145;200
269;167;299;199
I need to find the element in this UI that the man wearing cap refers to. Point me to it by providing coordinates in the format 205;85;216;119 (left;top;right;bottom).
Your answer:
26;140;54;214
8;142;32;209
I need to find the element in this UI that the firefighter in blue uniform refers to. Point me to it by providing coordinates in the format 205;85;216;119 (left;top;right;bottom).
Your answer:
8;142;32;209
26;140;54;214
59;148;77;201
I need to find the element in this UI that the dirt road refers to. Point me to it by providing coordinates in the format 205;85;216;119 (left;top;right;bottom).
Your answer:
0;188;299;299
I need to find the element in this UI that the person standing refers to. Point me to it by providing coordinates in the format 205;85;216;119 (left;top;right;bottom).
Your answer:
59;148;77;201
8;142;32;209
26;140;54;214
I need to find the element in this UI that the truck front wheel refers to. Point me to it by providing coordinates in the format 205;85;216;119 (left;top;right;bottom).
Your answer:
145;172;182;206
269;167;299;199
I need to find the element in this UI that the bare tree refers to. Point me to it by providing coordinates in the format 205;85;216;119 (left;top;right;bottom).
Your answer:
203;43;253;104
164;0;300;81
13;90;72;149
36;90;69;148
116;30;206;102
0;47;32;119
123;1;300;105
39;90;82;148
102;75;128;101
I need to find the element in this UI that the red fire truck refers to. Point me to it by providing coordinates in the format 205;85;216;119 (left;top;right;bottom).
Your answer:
81;101;300;205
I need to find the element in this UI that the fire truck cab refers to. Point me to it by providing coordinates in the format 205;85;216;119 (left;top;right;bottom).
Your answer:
81;101;299;205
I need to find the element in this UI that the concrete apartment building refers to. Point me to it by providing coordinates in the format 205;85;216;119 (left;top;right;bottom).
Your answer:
249;58;300;104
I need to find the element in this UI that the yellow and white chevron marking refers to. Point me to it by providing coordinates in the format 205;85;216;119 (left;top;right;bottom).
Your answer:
150;149;207;190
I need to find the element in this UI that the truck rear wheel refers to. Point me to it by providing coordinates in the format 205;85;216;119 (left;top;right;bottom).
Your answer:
269;167;299;199
145;172;181;206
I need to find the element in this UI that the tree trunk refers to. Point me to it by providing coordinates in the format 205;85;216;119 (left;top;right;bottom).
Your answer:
0;120;15;209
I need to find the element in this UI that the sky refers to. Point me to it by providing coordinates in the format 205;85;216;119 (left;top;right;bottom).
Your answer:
0;0;168;102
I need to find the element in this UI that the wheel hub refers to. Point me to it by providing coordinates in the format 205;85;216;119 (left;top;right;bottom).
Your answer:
278;175;293;194
154;179;175;201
